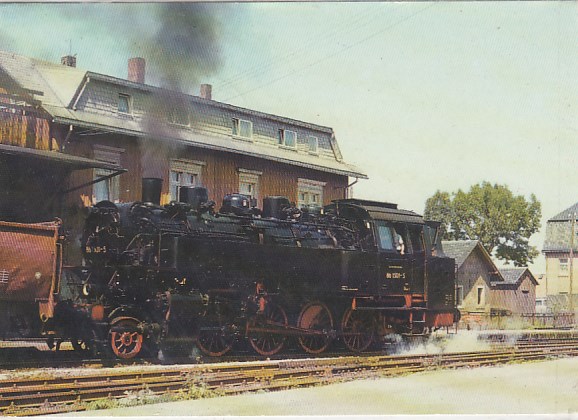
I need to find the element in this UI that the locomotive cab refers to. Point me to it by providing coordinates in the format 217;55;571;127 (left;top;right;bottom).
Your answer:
325;199;456;333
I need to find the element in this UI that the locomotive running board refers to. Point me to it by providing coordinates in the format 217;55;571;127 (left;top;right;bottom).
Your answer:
353;306;427;311
246;322;335;337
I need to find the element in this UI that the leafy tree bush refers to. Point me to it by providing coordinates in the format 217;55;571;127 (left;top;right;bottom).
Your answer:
424;182;541;266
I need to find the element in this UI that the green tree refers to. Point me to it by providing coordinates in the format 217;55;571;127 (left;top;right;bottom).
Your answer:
424;182;541;267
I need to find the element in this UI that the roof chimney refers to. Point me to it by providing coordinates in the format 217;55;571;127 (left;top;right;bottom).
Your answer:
128;57;146;84
200;84;212;100
61;55;77;68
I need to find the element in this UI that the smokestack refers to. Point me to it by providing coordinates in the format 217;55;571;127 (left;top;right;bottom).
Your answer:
128;57;146;84
200;84;212;100
142;177;162;205
61;55;77;68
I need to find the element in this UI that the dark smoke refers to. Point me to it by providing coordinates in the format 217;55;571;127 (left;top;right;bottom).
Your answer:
145;3;223;92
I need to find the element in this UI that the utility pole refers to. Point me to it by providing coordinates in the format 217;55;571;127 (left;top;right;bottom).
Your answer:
570;212;576;313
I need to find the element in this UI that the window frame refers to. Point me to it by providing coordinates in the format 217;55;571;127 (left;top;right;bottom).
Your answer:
278;129;297;148
238;169;262;203
169;159;204;202
232;118;253;140
297;178;325;209
168;105;190;127
559;257;569;275
93;145;123;204
118;93;132;114
308;135;319;154
477;286;484;306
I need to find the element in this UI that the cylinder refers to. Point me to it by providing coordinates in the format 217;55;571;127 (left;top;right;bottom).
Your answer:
142;178;162;205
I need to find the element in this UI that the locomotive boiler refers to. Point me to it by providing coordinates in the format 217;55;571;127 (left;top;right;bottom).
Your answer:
0;179;458;360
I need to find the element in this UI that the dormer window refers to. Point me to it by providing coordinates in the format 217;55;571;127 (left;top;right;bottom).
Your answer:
118;94;131;114
308;135;318;153
278;129;296;148
232;118;252;139
169;106;190;126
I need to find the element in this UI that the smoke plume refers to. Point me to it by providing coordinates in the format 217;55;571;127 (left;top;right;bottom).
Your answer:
144;3;223;92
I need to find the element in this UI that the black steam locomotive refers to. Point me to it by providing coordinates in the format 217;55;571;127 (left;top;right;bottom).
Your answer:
0;178;458;359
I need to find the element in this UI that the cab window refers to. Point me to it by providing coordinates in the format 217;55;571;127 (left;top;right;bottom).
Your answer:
377;224;396;251
408;226;424;253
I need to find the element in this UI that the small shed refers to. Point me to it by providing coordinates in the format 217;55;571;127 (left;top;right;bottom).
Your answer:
492;268;538;315
442;240;502;316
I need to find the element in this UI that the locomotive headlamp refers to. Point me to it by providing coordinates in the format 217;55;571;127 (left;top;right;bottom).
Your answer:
82;283;91;296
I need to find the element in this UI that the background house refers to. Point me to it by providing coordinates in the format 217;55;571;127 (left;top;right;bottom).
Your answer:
443;240;538;329
442;240;501;326
542;202;578;311
492;268;537;315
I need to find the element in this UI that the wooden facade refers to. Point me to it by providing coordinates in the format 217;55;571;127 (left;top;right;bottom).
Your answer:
492;272;537;315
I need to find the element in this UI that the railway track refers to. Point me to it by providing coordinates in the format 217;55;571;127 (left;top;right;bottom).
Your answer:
2;339;578;416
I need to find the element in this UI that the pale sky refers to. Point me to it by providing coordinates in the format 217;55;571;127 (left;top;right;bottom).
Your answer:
1;2;577;273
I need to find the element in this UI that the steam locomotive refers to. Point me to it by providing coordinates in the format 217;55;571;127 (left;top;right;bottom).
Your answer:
0;178;458;359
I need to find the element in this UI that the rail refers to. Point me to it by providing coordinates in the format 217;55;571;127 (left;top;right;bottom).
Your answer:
2;340;578;416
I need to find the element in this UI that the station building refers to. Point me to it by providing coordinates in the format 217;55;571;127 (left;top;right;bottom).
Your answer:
0;51;366;262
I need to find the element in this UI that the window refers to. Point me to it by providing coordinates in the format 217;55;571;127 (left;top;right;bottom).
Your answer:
93;145;123;203
168;106;190;126
169;160;204;201
297;178;325;209
477;286;484;306
376;224;395;251
308;135;318;153
278;129;297;148
118;94;131;114
408;226;424;253
232;118;253;139
238;169;261;202
0;269;9;284
456;285;464;307
560;258;569;274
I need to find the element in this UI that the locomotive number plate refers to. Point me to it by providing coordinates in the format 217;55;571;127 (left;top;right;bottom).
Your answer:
385;272;406;279
85;246;107;253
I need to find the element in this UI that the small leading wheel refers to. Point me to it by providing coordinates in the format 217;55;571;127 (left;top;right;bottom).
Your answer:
297;301;334;354
248;303;288;356
196;322;234;357
109;319;144;359
341;308;374;353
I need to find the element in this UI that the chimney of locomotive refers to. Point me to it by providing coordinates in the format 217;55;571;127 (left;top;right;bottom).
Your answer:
128;57;146;84
61;55;77;68
142;178;162;205
200;84;212;100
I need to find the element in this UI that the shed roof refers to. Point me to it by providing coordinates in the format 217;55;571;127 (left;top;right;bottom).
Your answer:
0;143;125;171
492;267;538;288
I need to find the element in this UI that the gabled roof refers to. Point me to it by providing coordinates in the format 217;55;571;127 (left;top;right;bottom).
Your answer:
441;240;478;268
548;202;578;222
442;239;505;282
0;50;367;179
493;267;538;288
0;51;85;109
543;202;578;253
